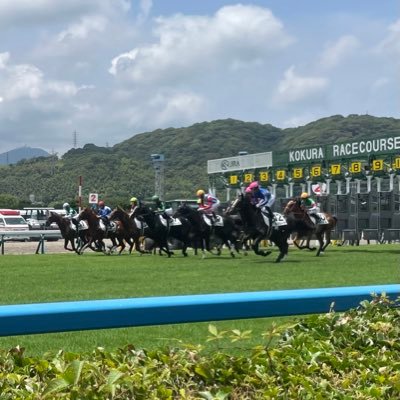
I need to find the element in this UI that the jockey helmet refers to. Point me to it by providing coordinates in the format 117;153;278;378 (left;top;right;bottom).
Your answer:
301;192;309;199
130;197;137;203
245;187;252;193
63;202;70;209
98;200;105;207
248;181;259;190
196;189;205;196
152;195;159;201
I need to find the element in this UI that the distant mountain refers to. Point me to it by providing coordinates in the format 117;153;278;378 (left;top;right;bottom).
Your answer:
0;146;50;165
1;114;400;207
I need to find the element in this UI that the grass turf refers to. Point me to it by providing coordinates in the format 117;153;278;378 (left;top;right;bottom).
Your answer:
0;243;398;356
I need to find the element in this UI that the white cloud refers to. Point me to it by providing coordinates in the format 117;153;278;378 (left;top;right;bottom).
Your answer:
150;91;206;126
0;54;81;101
375;18;400;56
57;16;108;42
319;35;360;69
0;0;130;29
137;0;153;22
275;66;329;104
281;113;319;128
109;4;293;83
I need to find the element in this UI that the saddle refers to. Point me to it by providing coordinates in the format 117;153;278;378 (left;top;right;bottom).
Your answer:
134;218;148;231
99;220;117;232
158;215;182;227
69;220;88;231
202;214;224;227
310;213;329;225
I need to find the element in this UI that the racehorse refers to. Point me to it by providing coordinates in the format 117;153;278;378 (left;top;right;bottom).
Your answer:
131;204;192;257
283;197;337;256
45;211;88;253
75;207;124;255
109;207;145;255
174;204;242;258
226;193;290;262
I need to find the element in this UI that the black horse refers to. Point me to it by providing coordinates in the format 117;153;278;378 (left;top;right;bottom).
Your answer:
283;198;337;256
45;211;88;253
226;193;290;262
174;204;242;258
131;204;192;257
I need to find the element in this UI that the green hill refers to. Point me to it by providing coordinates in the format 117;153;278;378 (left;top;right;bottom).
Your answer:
1;114;400;208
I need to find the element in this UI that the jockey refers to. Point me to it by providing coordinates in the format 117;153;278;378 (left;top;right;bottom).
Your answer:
63;202;77;219
97;200;112;230
196;189;220;223
300;192;320;223
129;197;139;216
247;181;275;218
151;195;166;213
151;195;170;221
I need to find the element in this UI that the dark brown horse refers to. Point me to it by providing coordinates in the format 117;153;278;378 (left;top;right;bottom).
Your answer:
45;211;88;253
109;207;145;255
283;198;337;256
75;207;125;255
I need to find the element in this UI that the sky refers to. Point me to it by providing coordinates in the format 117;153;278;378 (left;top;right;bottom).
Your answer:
0;0;399;156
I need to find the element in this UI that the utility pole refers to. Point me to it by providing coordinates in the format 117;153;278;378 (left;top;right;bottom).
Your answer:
150;154;165;200
73;130;78;149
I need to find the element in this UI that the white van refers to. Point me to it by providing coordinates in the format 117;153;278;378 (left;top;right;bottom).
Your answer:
0;209;30;241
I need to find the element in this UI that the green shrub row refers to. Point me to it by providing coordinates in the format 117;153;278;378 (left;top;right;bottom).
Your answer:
0;295;399;399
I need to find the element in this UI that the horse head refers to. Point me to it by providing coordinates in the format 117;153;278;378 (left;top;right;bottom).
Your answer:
283;198;303;215
45;211;58;227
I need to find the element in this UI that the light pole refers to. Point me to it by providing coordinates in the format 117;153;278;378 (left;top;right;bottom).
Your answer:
150;154;165;200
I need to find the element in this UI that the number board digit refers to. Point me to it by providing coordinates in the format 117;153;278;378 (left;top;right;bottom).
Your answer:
311;166;321;177
372;159;383;171
229;175;238;185
244;173;253;183
351;162;361;173
293;168;303;179
330;164;341;175
394;157;400;170
259;172;269;182
276;170;286;180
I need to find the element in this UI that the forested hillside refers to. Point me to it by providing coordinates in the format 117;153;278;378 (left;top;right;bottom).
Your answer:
1;115;400;208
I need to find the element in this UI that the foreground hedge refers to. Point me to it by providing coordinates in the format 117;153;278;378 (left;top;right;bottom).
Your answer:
0;295;399;399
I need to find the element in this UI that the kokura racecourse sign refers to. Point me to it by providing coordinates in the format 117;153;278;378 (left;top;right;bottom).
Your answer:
278;135;400;165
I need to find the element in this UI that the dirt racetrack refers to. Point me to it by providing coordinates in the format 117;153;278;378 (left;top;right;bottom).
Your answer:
1;240;70;255
1;239;118;255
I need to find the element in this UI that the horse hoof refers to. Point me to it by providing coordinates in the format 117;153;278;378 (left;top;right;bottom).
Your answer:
263;251;272;257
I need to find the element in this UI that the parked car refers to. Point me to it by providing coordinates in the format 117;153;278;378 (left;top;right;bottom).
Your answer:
0;209;30;241
20;207;62;241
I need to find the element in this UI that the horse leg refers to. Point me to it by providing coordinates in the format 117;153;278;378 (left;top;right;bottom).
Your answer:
117;239;126;255
272;235;288;263
315;233;325;256
78;238;93;255
225;239;236;258
321;231;331;252
252;236;272;257
64;238;73;252
292;235;305;250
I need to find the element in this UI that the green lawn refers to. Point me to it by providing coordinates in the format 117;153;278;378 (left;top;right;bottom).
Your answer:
0;244;398;356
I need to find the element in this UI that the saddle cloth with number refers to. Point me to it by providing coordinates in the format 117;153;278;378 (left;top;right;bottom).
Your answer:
202;214;224;227
261;211;287;228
